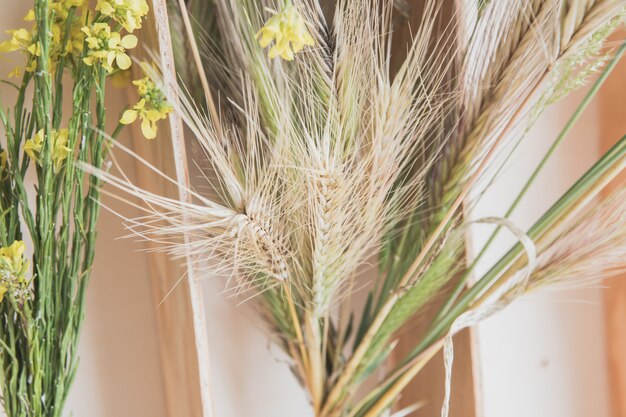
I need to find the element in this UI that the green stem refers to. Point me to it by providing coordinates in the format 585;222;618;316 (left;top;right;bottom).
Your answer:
31;2;56;415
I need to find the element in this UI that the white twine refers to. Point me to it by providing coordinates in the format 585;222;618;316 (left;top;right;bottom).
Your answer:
383;402;423;417
441;217;537;417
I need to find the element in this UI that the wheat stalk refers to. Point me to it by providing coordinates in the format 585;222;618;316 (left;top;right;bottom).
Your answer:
528;190;626;290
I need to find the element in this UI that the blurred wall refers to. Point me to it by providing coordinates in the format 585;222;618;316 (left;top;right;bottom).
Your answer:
468;86;612;417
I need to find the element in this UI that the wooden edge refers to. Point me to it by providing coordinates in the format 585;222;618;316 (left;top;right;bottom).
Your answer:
600;31;626;417
123;2;214;416
151;2;214;416
395;309;479;417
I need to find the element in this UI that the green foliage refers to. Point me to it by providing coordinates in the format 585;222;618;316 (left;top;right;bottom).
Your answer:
0;1;156;415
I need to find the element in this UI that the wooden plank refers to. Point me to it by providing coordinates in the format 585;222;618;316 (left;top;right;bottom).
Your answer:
392;1;480;416
599;32;626;417
122;2;213;416
126;122;208;417
395;299;480;417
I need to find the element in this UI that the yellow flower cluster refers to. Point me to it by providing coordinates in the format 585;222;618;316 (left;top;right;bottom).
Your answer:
256;3;315;61
96;0;149;33
0;1;87;77
24;129;72;173
0;0;149;77
120;77;173;139
82;23;137;72
34;0;87;24
49;1;89;59
0;241;30;304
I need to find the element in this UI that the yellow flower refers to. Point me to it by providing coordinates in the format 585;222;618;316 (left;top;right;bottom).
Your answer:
0;241;26;270
51;19;85;59
0;28;39;72
23;9;36;22
96;0;149;33
8;66;22;78
82;23;137;72
0;28;34;54
1;2;87;76
256;3;315;61
0;150;7;180
0;241;30;303
50;1;89;55
120;77;172;139
24;129;72;173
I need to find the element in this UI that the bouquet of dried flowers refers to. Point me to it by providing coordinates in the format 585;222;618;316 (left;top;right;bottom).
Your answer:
91;0;626;416
0;1;169;416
